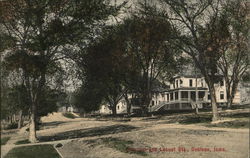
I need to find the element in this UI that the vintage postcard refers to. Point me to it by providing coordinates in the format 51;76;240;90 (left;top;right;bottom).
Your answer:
1;0;249;158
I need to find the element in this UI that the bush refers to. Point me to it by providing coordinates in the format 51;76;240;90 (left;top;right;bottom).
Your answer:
4;122;18;130
1;137;11;145
62;112;76;119
15;139;30;145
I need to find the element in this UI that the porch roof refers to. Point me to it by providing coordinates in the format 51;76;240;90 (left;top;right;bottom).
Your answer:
167;87;208;92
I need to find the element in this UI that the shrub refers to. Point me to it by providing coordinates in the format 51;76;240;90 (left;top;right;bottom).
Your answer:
62;112;76;119
1;137;11;145
15;139;30;145
4;122;18;130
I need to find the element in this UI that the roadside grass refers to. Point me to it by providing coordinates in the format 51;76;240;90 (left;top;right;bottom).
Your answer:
4;144;61;158
1;137;11;145
62;112;76;119
178;115;212;124
206;118;249;128
206;111;250;128
15;139;30;145
175;111;249;128
102;137;147;156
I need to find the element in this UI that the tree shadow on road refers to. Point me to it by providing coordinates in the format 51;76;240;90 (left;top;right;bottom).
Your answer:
39;124;138;142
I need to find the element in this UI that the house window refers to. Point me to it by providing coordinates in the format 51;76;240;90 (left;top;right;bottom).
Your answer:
161;93;164;98
181;91;188;99
220;80;224;86
189;79;193;87
220;91;224;100
117;106;120;110
208;93;211;100
167;94;169;101
170;93;173;101
201;79;204;87
152;101;154;106
176;80;179;88
180;79;183;85
198;91;205;99
175;92;179;100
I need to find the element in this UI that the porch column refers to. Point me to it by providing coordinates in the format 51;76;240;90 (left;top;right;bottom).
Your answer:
188;91;191;101
179;91;181;101
205;91;208;102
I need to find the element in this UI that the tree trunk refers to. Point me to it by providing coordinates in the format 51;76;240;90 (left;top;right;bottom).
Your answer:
111;104;117;116
18;110;23;129
124;93;131;116
29;102;38;143
227;81;239;108
225;77;231;108
208;84;220;122
13;114;16;122
9;116;12;124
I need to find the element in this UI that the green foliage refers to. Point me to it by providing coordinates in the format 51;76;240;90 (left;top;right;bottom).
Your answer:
0;33;15;52
0;0;127;123
62;112;76;119
1;137;11;145
72;83;104;113
242;71;250;82
4;145;61;158
15;139;30;145
37;87;62;118
4;122;18;130
103;137;147;156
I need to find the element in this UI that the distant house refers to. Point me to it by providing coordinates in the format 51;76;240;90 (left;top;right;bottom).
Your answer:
58;105;81;113
99;100;127;115
238;82;250;104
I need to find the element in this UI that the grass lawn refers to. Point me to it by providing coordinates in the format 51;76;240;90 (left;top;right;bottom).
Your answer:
102;137;147;156
15;139;30;145
1;137;11;145
4;144;61;158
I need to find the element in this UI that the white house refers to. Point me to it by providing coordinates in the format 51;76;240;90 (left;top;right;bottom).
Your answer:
149;75;241;112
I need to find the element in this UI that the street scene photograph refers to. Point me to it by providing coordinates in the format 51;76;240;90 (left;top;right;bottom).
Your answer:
0;0;249;158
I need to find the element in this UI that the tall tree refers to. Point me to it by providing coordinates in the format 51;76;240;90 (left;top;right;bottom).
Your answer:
157;0;231;121
122;4;184;114
0;0;125;142
218;0;250;108
78;28;128;116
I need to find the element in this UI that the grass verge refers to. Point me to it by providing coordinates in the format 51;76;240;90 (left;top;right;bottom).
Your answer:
174;111;249;128
1;137;11;145
206;118;249;128
15;139;30;145
4;144;61;158
62;112;76;119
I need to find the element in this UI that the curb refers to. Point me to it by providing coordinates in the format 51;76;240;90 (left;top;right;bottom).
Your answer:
53;144;64;158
